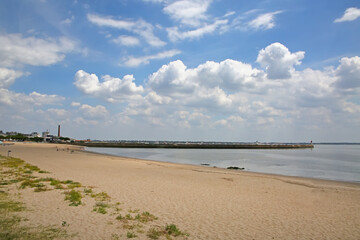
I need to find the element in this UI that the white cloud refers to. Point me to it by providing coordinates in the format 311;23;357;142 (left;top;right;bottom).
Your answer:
87;14;166;47
334;7;360;23
71;101;81;107
61;43;360;140
257;42;305;79
29;92;66;106
112;35;140;46
122;49;181;67
224;11;236;18
61;16;75;25
0;68;26;88
0;89;64;106
74;70;144;101
248;11;283;30
143;0;164;3
167;19;228;41
79;104;108;118
147;60;196;96
0;33;77;67
47;108;69;117
334;56;360;90
163;0;212;27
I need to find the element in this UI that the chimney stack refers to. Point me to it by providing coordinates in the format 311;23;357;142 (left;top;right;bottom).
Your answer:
58;125;61;137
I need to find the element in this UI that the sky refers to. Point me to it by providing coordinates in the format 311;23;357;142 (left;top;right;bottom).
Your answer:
0;0;360;142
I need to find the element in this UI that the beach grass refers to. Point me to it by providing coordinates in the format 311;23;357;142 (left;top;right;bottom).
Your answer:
93;201;110;214
1;153;191;239
64;189;82;206
0;190;69;239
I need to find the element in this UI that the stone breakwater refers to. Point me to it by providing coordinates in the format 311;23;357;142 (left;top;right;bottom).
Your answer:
72;142;314;149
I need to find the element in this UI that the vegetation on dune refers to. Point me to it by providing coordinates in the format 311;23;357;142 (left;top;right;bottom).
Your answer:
147;224;189;239
0;154;190;239
64;189;82;206
0;190;69;239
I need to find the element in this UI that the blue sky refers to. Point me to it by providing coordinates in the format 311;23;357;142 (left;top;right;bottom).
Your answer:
0;0;360;142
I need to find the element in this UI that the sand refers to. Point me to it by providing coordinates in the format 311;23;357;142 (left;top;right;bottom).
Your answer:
1;142;359;239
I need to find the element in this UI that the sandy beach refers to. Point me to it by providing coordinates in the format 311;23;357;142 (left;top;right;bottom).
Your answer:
1;142;360;240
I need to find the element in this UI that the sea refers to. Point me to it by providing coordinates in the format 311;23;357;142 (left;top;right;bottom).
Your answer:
85;144;360;183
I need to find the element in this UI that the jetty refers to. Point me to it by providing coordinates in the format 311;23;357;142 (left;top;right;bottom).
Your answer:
72;141;314;149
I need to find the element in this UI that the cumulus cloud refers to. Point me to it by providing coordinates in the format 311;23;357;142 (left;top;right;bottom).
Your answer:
334;7;360;23
247;11;283;30
87;14;166;47
122;49;181;67
147;60;196;96
0;33;77;67
74;70;144;101
148;59;263;97
79;104;108;118
257;42;305;79
334;56;360;90
66;42;360;138
0;68;27;88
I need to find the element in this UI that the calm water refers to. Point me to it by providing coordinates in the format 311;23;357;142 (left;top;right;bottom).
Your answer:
85;144;360;183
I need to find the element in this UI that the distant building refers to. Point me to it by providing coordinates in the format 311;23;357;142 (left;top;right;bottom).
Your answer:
6;131;18;136
42;131;50;138
31;132;41;138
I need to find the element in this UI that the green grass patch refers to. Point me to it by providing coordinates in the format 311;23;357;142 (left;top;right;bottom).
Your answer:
147;224;189;239
146;227;162;239
0;156;25;168
91;191;110;201
48;178;64;189
0;190;69;239
93;202;110;214
0;191;25;212
165;224;187;237
126;231;137;238
84;188;93;194
64;190;82;206
62;180;82;189
134;211;158;223
24;163;40;172
123;223;143;230
20;179;40;189
128;208;139;213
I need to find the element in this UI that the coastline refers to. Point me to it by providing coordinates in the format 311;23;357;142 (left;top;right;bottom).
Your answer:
83;145;360;184
1;142;359;239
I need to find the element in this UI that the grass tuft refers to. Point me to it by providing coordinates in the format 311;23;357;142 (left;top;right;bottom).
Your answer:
64;189;82;206
93;202;110;214
91;191;110;201
126;231;137;238
134;211;158;223
147;224;189;239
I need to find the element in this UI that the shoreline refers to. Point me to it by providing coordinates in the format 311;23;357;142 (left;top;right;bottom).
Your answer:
83;145;360;185
1;142;359;239
82;147;360;191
